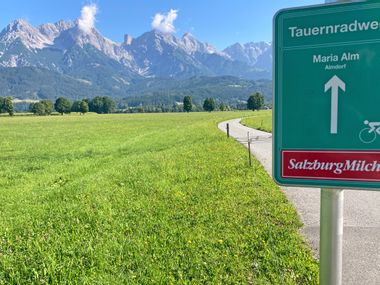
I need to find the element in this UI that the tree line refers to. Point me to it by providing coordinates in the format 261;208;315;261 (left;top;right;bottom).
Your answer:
183;92;265;112
29;96;115;116
1;92;265;116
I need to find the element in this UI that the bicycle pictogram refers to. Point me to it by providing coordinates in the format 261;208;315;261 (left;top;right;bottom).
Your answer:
359;120;380;144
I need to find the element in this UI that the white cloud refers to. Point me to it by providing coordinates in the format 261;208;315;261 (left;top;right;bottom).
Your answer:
78;4;98;33
151;9;178;34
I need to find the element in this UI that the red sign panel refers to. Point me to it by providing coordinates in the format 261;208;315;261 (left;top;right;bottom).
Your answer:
282;150;380;182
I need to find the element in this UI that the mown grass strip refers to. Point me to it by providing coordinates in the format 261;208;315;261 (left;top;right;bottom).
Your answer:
0;112;316;284
241;110;273;133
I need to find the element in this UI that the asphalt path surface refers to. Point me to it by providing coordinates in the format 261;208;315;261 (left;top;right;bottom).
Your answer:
218;118;380;285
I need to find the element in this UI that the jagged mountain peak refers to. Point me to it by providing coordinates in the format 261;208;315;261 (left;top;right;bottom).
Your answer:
223;41;272;68
227;42;244;50
55;20;75;30
53;24;133;66
181;32;201;51
0;18;52;49
140;30;178;44
242;41;271;51
129;30;182;56
181;32;221;55
182;32;196;40
40;19;116;52
39;20;75;41
133;30;222;57
6;19;32;31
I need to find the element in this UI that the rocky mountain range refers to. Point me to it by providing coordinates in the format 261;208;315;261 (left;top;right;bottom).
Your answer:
224;41;272;71
0;18;272;103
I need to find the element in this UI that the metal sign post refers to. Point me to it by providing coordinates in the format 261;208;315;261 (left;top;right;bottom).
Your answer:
319;2;357;285
321;1;360;283
320;3;346;285
320;188;344;285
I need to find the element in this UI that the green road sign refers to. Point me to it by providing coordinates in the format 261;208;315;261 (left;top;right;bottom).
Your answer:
274;2;380;189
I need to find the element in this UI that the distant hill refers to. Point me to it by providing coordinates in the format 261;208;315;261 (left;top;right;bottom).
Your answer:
0;67;271;107
124;76;272;107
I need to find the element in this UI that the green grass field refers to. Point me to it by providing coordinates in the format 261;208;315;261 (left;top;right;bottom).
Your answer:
241;110;273;133
0;112;317;284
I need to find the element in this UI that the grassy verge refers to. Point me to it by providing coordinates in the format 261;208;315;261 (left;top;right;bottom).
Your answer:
0;112;317;284
241;110;273;132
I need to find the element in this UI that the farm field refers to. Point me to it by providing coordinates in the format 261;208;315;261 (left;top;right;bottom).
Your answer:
0;112;317;284
241;110;273;133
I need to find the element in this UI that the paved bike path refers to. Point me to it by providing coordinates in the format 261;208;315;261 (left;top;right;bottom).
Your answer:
218;118;380;285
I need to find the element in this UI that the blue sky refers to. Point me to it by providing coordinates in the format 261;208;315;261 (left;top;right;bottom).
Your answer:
0;0;323;49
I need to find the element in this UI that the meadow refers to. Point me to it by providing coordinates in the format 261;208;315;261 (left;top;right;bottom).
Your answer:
0;112;317;284
241;110;273;133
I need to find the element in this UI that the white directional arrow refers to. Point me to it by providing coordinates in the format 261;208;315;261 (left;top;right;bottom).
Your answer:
324;75;346;134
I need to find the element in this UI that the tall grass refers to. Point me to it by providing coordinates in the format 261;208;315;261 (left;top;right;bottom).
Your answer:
241;110;272;132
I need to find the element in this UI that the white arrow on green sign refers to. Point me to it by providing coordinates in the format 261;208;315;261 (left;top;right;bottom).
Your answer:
324;75;345;134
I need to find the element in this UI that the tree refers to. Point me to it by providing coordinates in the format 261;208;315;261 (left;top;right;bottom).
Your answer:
55;97;72;115
183;96;192;112
89;96;115;114
28;102;36;113
41;100;54;115
29;100;53;116
219;101;226;111
71;101;81;113
102;96;116;114
0;97;14;116
203;98;216;112
247;92;264;111
89;96;103;113
79;101;89;115
4;97;14;116
29;102;45;116
137;106;144;113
